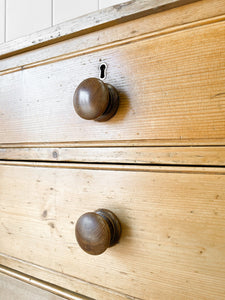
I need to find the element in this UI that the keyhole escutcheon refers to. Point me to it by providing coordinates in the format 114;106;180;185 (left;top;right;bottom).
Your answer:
99;63;107;80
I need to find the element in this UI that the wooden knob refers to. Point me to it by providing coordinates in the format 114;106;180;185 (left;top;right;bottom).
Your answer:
75;209;121;255
73;78;119;122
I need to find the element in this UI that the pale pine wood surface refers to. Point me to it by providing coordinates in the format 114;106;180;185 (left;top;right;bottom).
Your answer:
1;0;225;74
0;19;225;146
0;162;225;299
0;146;225;166
0;1;225;299
0;0;200;59
0;259;130;300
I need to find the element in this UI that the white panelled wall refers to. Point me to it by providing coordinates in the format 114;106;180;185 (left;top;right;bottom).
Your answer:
0;0;128;43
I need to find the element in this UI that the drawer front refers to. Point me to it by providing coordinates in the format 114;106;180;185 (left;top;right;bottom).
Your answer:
0;19;225;146
0;162;225;299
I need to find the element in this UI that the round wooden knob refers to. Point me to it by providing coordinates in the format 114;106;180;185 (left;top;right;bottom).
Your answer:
73;78;119;122
75;209;121;255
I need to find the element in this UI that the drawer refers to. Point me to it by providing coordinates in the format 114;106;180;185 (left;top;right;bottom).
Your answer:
0;17;225;146
0;162;225;299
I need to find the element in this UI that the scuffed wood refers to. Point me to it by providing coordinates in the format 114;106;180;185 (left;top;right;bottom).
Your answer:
0;0;200;59
0;260;130;300
1;21;225;146
0;163;225;299
1;160;225;174
1;0;225;74
0;146;225;166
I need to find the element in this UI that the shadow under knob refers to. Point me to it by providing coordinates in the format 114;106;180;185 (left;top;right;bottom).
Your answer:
75;209;121;255
73;78;119;122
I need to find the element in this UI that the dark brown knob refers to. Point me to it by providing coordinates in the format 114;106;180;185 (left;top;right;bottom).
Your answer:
73;78;119;122
75;209;121;255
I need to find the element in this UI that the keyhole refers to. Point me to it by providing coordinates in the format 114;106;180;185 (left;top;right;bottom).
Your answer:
99;63;107;80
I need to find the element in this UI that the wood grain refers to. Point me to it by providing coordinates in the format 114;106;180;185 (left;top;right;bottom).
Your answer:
0;259;131;300
0;0;200;59
73;78;119;121
75;209;121;255
0;272;68;300
0;163;225;299
1;146;225;166
1;160;225;174
1;20;225;146
1;0;225;74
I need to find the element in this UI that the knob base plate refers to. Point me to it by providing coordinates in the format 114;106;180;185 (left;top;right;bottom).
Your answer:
95;209;121;246
95;84;119;122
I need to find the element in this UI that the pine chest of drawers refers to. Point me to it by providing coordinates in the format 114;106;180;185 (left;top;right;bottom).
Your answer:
1;1;225;299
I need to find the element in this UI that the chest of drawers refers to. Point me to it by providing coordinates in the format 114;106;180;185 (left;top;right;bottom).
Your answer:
1;0;225;299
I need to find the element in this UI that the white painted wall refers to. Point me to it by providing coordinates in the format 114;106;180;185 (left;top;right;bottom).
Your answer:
6;0;51;41
0;0;4;43
53;0;98;25
0;0;129;44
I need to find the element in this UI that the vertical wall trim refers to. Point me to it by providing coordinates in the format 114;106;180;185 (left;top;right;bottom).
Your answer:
4;0;6;42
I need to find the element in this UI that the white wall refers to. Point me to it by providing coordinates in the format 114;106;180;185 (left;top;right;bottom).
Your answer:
0;0;128;43
0;0;4;43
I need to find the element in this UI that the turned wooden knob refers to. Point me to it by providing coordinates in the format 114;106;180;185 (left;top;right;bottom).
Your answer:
75;209;121;255
73;78;119;122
